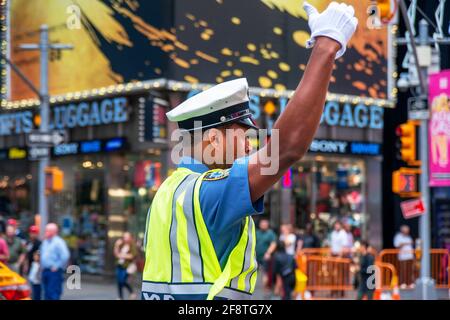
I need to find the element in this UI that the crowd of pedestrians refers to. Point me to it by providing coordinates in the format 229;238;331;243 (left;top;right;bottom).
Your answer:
1;214;418;300
0;217;141;300
255;217;378;300
0;218;70;300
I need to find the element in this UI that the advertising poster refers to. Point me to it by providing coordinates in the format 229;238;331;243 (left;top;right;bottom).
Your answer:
429;70;450;187
5;0;388;101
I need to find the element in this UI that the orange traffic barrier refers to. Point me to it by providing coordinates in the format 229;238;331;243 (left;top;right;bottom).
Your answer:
378;248;450;289
373;261;399;300
430;249;449;289
296;253;353;298
293;247;448;299
376;261;398;290
297;248;331;257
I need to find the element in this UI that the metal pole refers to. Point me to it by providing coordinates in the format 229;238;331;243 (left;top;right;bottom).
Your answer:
398;0;437;299
38;25;49;239
398;0;427;94
417;19;435;300
15;27;72;239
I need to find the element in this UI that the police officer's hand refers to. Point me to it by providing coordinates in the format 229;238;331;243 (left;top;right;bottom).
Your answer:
303;1;358;59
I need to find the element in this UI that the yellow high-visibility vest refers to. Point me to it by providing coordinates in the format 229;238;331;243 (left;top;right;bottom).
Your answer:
142;167;257;300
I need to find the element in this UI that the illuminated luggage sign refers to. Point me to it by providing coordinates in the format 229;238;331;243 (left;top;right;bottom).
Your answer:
319;101;384;129
246;96;384;130
49;97;128;130
0;97;129;136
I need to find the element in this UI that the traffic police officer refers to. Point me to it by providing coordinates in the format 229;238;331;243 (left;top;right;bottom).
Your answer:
142;1;358;300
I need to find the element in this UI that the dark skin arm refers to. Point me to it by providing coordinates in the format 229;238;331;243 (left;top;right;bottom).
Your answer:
248;37;340;202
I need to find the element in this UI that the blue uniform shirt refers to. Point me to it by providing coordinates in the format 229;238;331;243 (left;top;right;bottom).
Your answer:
178;156;264;269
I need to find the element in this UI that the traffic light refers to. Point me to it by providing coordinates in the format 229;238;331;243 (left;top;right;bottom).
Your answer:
392;167;421;198
396;120;420;166
45;166;64;193
376;0;390;19
376;0;396;22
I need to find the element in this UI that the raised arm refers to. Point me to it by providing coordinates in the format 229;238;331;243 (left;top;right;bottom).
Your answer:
248;2;358;202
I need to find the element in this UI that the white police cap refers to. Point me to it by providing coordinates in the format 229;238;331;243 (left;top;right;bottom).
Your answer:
166;78;258;131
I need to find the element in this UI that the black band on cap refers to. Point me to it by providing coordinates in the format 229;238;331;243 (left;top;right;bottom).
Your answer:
178;102;253;131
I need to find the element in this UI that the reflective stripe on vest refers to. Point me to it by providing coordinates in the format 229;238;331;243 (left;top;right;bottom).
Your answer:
142;282;252;300
142;168;257;300
230;218;257;292
169;174;202;282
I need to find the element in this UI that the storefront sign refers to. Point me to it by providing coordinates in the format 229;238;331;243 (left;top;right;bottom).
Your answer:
8;147;27;159
80;140;102;154
54;143;79;156
310;140;348;154
0;97;129;137
49;97;129;130
0;147;27;160
0;111;33;136
52;137;127;157
429;70;450;187
309;139;382;156
246;96;384;130
319;102;384;129
104;137;126;152
144;97;168;143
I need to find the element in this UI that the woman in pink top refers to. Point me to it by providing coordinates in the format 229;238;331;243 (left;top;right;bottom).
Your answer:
0;221;10;264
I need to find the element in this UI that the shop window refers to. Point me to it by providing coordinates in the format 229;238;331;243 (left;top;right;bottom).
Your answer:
73;165;108;274
291;157;366;246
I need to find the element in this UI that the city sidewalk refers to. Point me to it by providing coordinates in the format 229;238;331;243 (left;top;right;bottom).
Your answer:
61;273;268;300
61;273;450;300
62;274;141;300
60;272;358;300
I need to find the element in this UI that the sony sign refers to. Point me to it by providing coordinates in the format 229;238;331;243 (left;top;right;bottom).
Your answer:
310;140;348;154
309;139;382;156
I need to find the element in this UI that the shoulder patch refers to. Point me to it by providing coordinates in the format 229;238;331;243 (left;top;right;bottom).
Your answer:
203;170;230;181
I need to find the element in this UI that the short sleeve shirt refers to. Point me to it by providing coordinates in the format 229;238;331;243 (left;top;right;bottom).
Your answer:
178;157;264;268
255;229;277;262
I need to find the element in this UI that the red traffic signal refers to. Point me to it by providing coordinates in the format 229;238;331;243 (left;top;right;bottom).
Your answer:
395;120;420;166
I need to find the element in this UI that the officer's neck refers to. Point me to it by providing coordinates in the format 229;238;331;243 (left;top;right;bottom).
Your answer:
187;145;233;170
195;156;231;170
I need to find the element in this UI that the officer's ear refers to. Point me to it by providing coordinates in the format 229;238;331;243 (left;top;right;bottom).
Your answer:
206;128;223;149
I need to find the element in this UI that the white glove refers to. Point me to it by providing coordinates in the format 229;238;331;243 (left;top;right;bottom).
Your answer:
303;1;358;59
